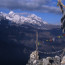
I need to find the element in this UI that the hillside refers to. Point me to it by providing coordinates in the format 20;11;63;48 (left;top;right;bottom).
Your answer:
0;13;65;65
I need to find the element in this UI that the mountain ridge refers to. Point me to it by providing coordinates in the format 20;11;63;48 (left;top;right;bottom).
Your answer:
0;11;48;26
0;12;64;65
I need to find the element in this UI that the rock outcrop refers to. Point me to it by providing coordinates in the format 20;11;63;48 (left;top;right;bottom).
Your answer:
61;56;65;65
26;51;61;65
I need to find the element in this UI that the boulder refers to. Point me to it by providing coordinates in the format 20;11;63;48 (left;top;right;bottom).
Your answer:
61;56;65;65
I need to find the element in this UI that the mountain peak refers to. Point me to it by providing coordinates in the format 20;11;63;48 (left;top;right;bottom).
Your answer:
9;11;14;15
0;11;48;26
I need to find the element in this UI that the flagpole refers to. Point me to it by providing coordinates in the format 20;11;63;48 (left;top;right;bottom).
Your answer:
36;31;38;60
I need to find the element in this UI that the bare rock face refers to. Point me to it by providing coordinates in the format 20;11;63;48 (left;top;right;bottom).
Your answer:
26;51;61;65
42;56;61;65
61;56;65;65
26;51;39;65
53;56;61;65
42;58;50;65
30;51;39;60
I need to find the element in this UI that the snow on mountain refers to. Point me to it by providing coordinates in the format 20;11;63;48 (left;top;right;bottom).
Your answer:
43;21;48;24
6;11;20;24
0;11;48;26
0;12;7;18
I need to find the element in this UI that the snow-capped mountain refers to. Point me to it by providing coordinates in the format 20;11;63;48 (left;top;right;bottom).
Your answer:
0;11;63;65
0;11;48;26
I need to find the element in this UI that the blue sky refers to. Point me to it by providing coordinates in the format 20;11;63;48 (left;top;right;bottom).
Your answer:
0;0;65;24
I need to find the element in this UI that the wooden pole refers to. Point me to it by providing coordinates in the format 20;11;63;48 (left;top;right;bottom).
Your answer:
57;0;64;14
36;31;38;51
36;31;38;60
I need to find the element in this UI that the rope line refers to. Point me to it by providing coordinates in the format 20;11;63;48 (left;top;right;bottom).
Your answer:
39;49;63;54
